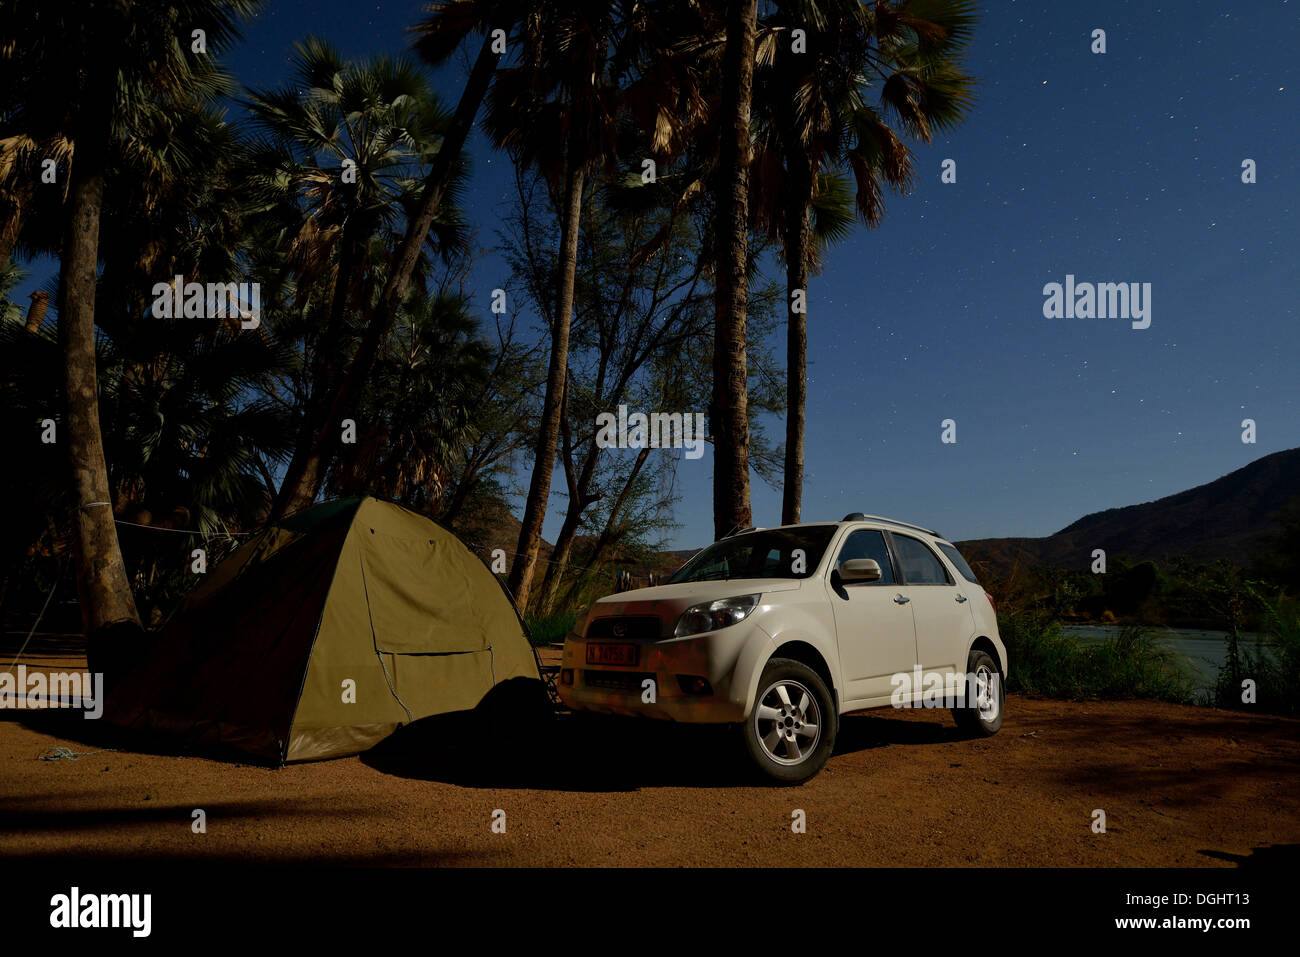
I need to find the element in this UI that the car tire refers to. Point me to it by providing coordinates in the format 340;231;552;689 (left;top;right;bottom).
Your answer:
742;658;837;784
952;648;1004;736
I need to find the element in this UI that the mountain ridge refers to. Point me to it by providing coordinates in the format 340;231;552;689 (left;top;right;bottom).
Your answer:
956;448;1300;576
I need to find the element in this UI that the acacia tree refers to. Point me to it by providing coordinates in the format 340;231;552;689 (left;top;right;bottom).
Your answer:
488;0;690;608
507;151;789;610
434;247;546;536
505;173;712;612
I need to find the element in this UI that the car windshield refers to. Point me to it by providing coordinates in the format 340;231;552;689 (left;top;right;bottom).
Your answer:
668;526;838;583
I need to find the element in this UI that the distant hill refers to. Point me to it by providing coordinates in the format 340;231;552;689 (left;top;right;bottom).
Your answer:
957;448;1300;577
462;450;1299;586
442;495;554;569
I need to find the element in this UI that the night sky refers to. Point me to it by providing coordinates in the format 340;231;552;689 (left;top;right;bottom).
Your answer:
18;0;1299;548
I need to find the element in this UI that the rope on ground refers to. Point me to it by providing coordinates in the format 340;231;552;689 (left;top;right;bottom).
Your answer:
37;746;118;762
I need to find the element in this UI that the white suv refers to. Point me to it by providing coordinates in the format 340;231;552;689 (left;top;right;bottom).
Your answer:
558;514;1007;783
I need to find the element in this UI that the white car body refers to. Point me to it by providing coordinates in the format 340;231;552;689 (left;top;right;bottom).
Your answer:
558;517;1006;726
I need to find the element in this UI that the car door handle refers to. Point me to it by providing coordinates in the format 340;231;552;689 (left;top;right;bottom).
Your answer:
893;595;910;604
955;595;968;603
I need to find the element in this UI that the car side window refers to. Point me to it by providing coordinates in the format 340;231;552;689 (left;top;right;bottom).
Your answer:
835;529;896;584
758;547;784;577
891;534;953;585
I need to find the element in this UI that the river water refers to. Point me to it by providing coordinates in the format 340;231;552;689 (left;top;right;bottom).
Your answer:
1061;625;1273;697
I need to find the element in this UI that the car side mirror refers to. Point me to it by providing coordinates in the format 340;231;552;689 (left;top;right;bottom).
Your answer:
839;558;882;583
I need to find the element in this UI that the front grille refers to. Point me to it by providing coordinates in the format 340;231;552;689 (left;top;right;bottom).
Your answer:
585;616;661;640
583;670;656;692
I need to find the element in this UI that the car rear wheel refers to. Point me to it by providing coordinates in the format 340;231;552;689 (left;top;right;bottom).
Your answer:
952;649;1004;736
742;658;837;784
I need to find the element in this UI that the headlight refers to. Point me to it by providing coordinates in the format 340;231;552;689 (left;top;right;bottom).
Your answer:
674;594;760;637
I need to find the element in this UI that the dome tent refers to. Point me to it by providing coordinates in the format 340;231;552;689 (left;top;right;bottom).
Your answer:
103;497;542;764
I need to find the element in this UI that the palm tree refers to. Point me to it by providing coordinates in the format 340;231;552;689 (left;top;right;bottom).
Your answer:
246;39;463;519
327;289;492;512
86;90;296;532
271;0;527;522
710;0;761;540
0;137;72;268
754;0;976;524
97;102;258;341
100;319;295;535
0;12;75;267
8;0;259;664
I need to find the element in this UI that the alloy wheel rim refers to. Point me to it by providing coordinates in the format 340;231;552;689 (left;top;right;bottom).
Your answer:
754;678;821;765
975;663;1000;721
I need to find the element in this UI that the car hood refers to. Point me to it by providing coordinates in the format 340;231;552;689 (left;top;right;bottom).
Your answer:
585;578;804;627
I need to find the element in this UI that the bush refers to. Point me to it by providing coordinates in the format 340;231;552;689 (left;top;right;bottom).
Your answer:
522;610;578;648
1213;593;1300;716
1000;610;1194;703
1089;625;1196;702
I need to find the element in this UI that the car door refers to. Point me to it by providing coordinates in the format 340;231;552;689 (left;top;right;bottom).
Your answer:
888;532;972;679
825;528;918;703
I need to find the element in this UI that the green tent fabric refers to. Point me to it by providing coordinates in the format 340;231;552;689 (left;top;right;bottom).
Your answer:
103;497;541;764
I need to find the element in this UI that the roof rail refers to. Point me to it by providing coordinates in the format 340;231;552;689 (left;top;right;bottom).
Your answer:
719;525;758;540
845;513;943;538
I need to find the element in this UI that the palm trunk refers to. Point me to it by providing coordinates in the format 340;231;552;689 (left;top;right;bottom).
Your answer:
710;0;758;541
269;34;502;523
57;105;142;652
781;162;812;525
508;155;585;609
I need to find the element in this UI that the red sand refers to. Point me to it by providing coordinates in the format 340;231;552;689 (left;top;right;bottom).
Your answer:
3;641;1298;866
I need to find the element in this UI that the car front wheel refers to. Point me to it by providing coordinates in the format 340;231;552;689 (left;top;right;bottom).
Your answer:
742;658;837;784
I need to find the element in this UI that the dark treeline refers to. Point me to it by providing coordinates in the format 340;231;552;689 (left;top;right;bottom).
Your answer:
0;0;976;659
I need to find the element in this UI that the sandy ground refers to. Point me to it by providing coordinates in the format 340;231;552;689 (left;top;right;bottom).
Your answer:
2;637;1298;867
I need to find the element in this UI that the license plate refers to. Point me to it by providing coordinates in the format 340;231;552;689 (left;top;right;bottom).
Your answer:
586;643;637;667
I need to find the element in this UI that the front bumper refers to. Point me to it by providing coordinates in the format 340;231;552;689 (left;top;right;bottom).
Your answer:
557;626;756;723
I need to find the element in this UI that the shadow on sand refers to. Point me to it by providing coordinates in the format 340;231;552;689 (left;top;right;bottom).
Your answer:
1198;843;1300;869
8;667;971;790
362;692;967;791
